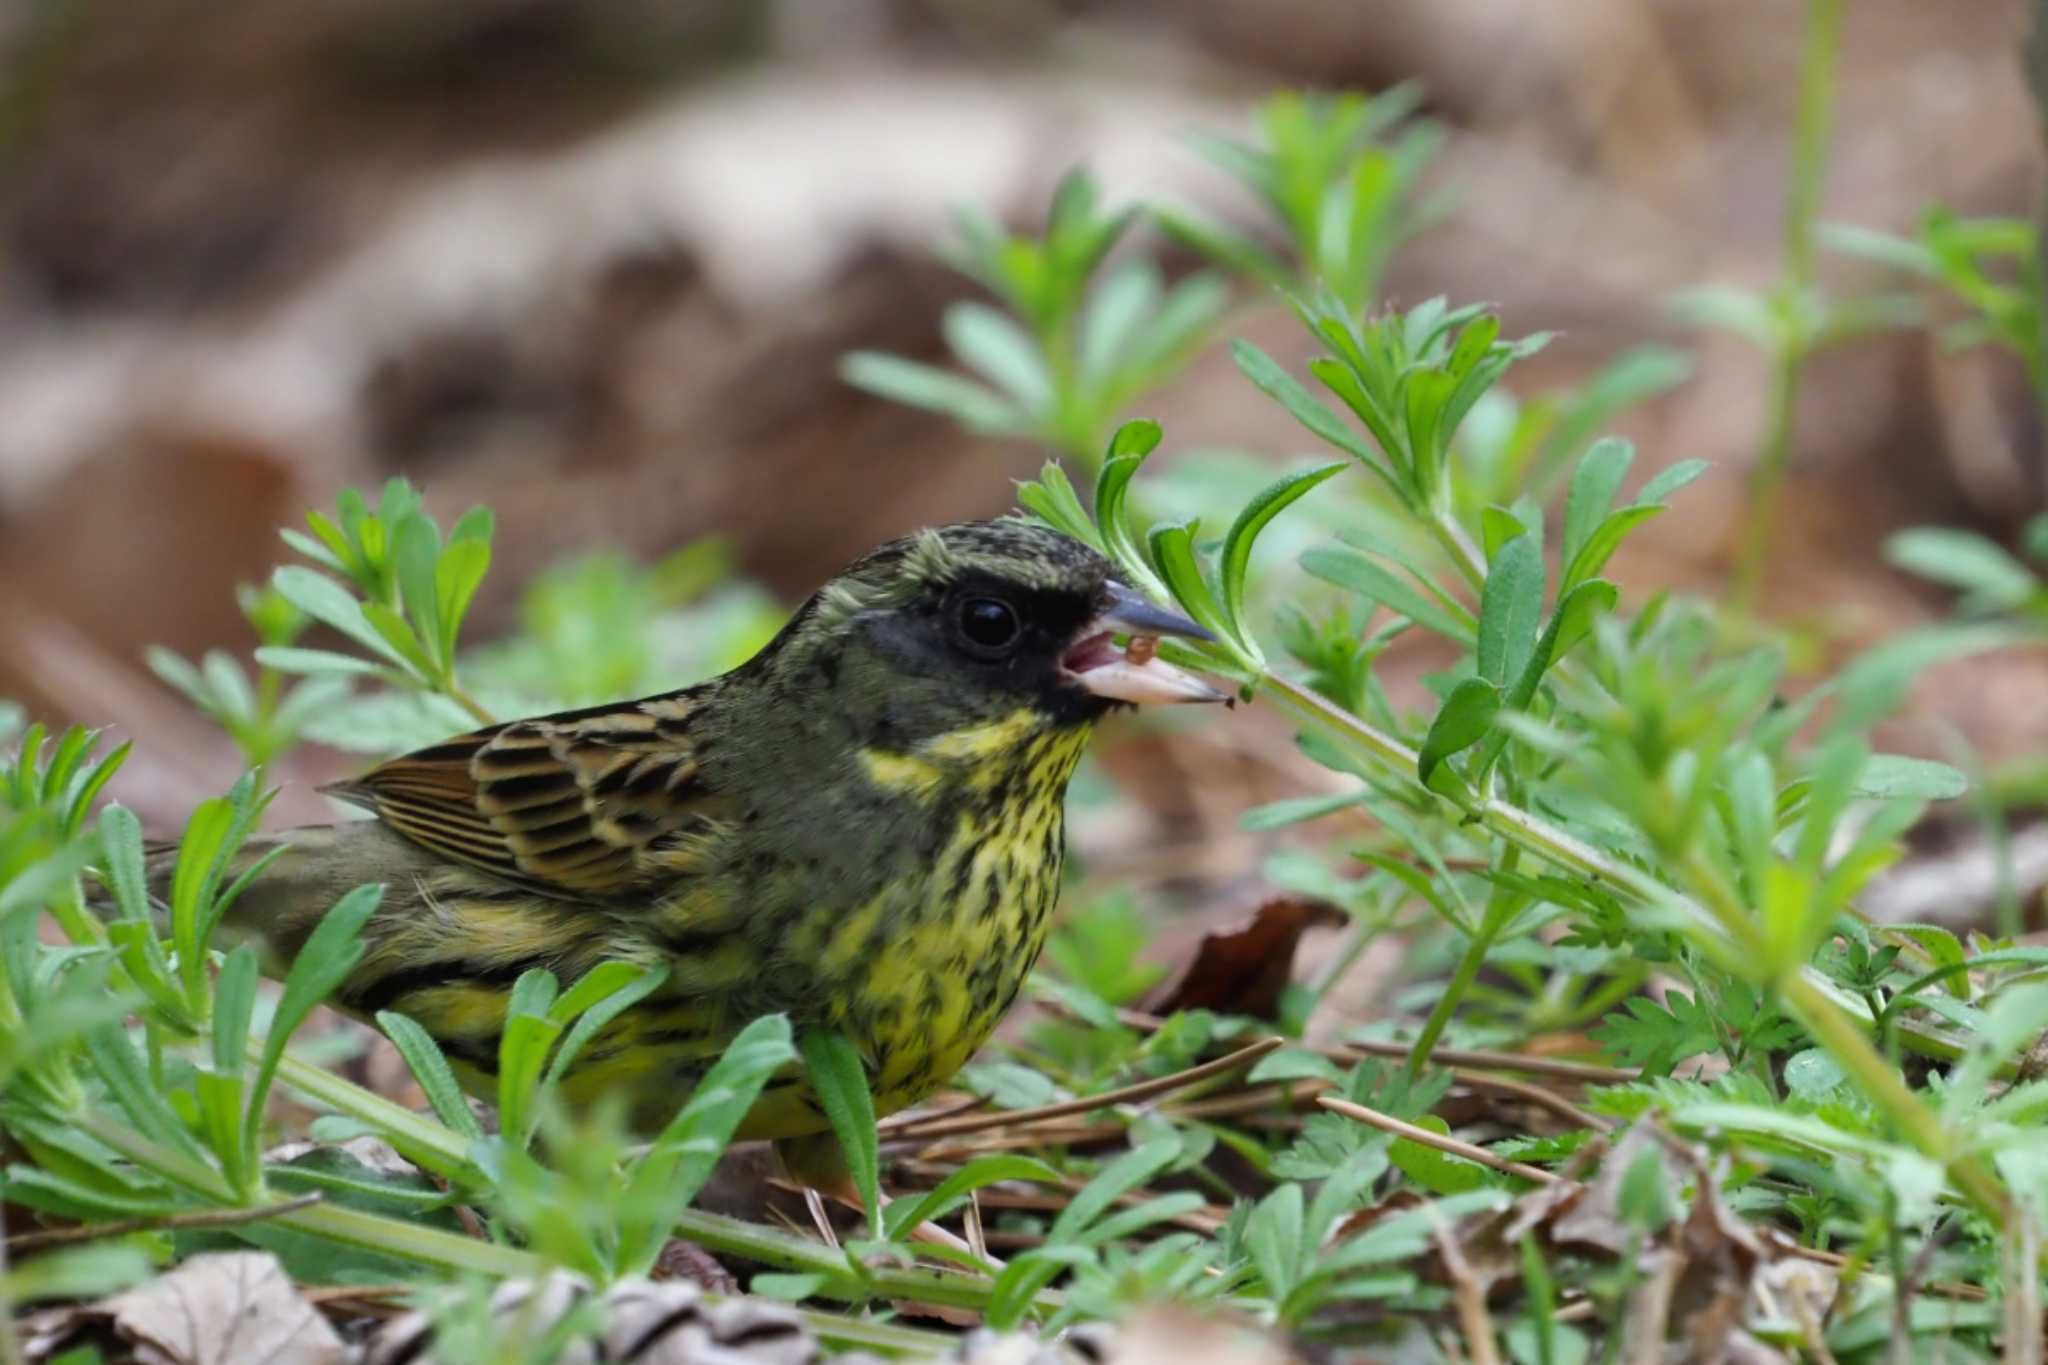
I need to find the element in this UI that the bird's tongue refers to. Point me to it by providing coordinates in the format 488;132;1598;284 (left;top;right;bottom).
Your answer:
1060;631;1228;705
1061;631;1123;673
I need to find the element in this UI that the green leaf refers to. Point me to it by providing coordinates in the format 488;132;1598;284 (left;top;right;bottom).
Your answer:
1783;1048;1847;1098
1152;208;1292;290
1389;1116;1490;1194
97;805;152;925
1854;755;1967;801
544;961;670;1091
988;1244;1095;1332
1231;341;1383;470
1146;520;1232;646
433;538;492;669
168;796;236;995
1078;259;1161;384
378;1010;486;1141
392;514;444;673
145;648;212;712
193;1067;249;1190
1476;535;1544;686
751;1273;832;1301
1417;678;1500;786
270;566;410;670
63;741;129;838
448;506;495;545
883;1154;1060;1240
1096;422;1161;530
840;352;1030;436
1218;461;1347;638
291;515;353;576
1616;1144;1674;1230
1561;506;1662;592
1887;528;2038;609
1301;544;1472;643
1015;462;1104;552
1244;1181;1305;1302
211;945;259;1080
84;1024;202;1157
799;1027;881;1239
1633;458;1709;507
1590;993;1717;1075
1239;791;1362;830
1480;506;1531;563
946;303;1052;410
1671;283;1780;348
251;647;388;679
4;1243;156;1306
1542;579;1619;670
1560;438;1634;576
1092;422;1169;596
617;1014;796;1275
959;1060;1061;1109
251;885;383;1128
358;601;435;680
497;970;565;1145
1248;1048;1346;1085
1051;1139;1180;1243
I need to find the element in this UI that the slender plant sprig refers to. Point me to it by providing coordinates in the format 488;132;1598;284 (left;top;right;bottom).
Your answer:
1453;344;1693;512
1826;209;2043;410
259;477;498;727
1016;272;2014;1220
1668;0;1909;615
842;169;1229;468
0;728;130;1117
148;585;344;770
1884;514;2048;628
1234;293;1555;593
1155;86;1442;315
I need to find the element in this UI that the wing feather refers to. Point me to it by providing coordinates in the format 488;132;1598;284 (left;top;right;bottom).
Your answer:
324;692;726;898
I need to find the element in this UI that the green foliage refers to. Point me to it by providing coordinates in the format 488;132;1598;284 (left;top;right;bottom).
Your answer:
1156;86;1441;312
1827;209;2041;397
267;479;495;704
843;170;1228;464
8;69;2047;1363
472;542;783;707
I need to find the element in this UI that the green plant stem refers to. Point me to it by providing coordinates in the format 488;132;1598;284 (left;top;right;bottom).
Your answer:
1403;853;1520;1083
443;680;496;728
1735;0;1839;612
1778;971;2009;1219
72;1108;542;1275
1430;508;1489;593
1735;347;1803;614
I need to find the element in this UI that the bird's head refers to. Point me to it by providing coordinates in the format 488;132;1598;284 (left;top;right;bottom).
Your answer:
754;519;1226;748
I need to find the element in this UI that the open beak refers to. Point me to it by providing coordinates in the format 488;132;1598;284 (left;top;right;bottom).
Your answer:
1060;583;1229;705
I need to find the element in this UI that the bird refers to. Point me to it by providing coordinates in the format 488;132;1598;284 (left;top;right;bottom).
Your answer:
206;518;1226;1159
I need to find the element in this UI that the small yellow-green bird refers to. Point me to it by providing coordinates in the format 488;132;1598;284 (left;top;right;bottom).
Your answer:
215;519;1223;1152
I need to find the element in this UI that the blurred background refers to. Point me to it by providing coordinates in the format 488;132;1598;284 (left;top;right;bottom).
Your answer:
0;0;2043;913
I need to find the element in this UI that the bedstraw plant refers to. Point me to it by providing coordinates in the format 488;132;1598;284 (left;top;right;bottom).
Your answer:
3;78;2046;1365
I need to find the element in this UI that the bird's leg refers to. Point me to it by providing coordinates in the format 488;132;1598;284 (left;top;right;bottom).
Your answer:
802;1186;840;1250
775;1133;1000;1267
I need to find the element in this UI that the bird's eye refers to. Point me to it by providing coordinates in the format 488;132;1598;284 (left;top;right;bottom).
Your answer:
955;596;1021;656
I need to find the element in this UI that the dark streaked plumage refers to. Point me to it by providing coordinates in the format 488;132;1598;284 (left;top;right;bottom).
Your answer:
210;519;1224;1139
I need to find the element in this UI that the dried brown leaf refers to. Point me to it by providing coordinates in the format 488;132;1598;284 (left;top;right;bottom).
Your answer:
1145;897;1345;1020
25;1251;344;1365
